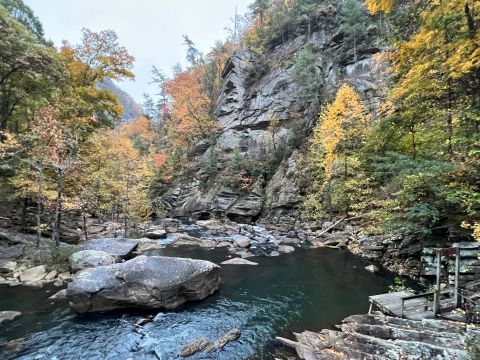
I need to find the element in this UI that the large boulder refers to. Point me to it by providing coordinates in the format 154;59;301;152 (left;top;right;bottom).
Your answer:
19;265;46;283
82;238;139;259
69;250;116;272
66;256;221;313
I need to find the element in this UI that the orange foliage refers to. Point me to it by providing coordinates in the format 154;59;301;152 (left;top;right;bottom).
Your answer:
153;152;167;169
164;68;216;148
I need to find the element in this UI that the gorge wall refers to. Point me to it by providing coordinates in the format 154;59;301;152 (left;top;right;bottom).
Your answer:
160;4;381;226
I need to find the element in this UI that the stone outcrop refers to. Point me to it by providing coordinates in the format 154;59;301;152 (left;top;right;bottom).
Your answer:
279;313;478;360
159;4;381;224
66;255;220;313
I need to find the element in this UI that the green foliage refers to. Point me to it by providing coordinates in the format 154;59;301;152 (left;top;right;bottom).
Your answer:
202;147;219;177
339;0;369;62
292;48;323;107
388;277;412;292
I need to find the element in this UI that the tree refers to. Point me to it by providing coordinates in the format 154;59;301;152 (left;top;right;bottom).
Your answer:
339;0;369;64
304;84;371;217
0;0;44;40
0;6;64;132
60;28;135;129
249;0;271;26
183;35;203;67
292;48;323;107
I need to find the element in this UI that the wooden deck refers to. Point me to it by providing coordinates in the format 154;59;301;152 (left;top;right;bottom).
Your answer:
369;291;436;320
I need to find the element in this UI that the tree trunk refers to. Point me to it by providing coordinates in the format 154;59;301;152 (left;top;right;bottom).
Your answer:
20;197;28;233
83;212;88;241
52;170;63;247
36;166;44;248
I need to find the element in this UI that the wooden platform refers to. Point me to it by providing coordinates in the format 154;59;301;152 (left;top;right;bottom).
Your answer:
369;291;436;320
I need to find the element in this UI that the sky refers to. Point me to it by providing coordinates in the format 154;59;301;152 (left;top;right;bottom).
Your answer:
24;0;252;103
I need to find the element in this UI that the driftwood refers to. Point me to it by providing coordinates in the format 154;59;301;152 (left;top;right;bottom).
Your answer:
282;313;477;360
316;216;362;238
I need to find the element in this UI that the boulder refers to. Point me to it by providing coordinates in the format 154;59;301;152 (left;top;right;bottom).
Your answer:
233;235;251;248
0;311;21;325
69;250;116;272
144;228;167;239
44;270;58;281
278;245;295;254
66;256;220;313
49;289;67;301
82;238;139;259
19;265;46;283
134;240;165;256
171;233;217;248
221;258;258;266
0;260;16;273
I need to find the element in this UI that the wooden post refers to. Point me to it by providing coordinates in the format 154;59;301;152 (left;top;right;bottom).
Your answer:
433;250;441;316
455;247;461;308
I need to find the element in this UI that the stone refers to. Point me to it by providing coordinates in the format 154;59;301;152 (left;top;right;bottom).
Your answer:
69;250;116;272
0;260;16;273
216;241;233;248
221;258;258;266
0;245;24;260
44;270;58;281
19;265;46;283
233;235;251;248
82;238;139;259
49;289;67;301
239;251;255;258
365;264;379;273
269;251;280;257
0;311;21;325
171;233;217;248
134;240;165;256
278;245;295;253
144;228;167;239
23;280;43;288
66;256;220;313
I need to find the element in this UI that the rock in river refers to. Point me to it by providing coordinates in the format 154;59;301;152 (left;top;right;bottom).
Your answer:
69;250;116;272
82;238;139;259
0;311;21;325
221;258;258;266
66;255;220;313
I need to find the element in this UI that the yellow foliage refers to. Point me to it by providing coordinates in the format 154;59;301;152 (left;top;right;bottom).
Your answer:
364;0;393;15
313;84;370;181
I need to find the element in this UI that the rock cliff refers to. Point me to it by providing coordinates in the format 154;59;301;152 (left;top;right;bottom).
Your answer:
160;4;380;224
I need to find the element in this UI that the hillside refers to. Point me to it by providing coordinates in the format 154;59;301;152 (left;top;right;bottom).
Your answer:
98;78;143;122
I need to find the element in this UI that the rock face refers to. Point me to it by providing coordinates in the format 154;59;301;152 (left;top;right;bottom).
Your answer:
82;238;139;259
158;4;381;224
66;256;221;313
69;250;116;272
284;313;477;360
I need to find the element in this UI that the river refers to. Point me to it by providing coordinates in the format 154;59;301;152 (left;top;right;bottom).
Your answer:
0;246;391;359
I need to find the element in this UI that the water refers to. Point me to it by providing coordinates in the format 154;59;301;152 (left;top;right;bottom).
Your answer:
0;247;391;359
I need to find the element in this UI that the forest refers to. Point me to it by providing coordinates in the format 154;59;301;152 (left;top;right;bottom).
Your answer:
1;0;479;246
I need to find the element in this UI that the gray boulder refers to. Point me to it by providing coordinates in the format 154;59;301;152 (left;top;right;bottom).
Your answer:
0;311;21;324
19;265;46;283
233;235;251;248
66;255;220;313
82;238;139;259
0;260;16;273
144;228;167;239
69;250;116;272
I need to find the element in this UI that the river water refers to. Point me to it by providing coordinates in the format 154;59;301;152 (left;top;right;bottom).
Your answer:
0;247;391;359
